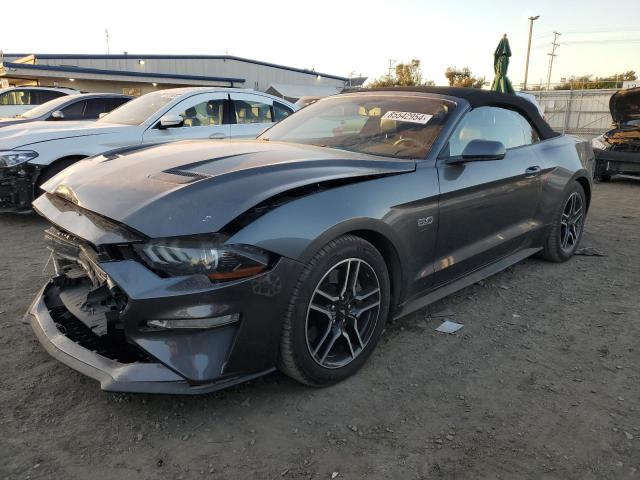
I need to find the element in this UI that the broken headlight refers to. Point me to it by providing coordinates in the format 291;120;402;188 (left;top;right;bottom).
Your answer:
136;236;271;282
0;150;38;168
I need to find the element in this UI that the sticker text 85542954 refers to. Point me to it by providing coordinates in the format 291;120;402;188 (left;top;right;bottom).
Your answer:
381;111;433;124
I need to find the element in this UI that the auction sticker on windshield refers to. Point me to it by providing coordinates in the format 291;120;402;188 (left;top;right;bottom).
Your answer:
381;111;433;124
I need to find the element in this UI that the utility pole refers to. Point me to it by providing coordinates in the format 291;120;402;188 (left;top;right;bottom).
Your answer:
523;15;540;91
546;31;561;90
105;29;110;54
387;59;396;82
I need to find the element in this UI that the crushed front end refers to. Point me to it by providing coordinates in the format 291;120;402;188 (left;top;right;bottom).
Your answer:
25;193;302;394
593;129;640;180
0;161;43;212
593;87;640;180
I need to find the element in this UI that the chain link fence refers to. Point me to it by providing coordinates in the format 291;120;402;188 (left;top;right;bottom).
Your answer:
523;88;617;139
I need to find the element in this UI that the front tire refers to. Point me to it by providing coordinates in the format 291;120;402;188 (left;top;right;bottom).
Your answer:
279;235;390;386
539;181;586;262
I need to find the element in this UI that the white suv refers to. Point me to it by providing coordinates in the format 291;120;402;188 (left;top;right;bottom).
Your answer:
0;87;297;211
0;86;78;118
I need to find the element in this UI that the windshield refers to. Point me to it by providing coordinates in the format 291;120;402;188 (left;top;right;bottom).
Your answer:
19;96;72;119
260;94;452;159
98;91;181;125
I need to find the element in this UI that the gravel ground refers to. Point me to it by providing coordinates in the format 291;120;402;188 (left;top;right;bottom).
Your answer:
1;178;638;480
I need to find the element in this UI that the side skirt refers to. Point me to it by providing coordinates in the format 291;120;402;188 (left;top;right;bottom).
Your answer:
392;247;542;320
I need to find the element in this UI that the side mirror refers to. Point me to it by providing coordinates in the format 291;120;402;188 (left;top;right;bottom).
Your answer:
49;110;65;120
98;112;108;119
158;114;184;129
447;139;506;164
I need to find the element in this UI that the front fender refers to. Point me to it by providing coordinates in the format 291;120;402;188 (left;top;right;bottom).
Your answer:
227;168;441;302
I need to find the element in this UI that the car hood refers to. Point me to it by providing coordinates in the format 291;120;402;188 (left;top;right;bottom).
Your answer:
0;121;132;149
37;140;416;239
609;87;640;125
0;117;30;128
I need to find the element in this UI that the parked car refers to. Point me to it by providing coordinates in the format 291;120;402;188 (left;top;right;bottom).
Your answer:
0;87;296;211
0;93;132;128
26;87;593;394
592;86;640;181
0;86;77;118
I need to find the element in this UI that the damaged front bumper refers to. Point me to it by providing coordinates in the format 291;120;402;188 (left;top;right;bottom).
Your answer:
594;148;640;178
25;256;302;394
0;164;42;212
26;195;304;394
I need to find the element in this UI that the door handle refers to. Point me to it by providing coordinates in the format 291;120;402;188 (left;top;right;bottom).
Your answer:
525;165;542;177
209;133;226;139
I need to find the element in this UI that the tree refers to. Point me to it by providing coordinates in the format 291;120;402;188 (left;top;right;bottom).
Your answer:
445;67;486;88
553;71;637;90
368;59;434;87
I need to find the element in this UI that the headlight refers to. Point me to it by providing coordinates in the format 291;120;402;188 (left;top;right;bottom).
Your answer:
135;236;271;282
591;137;609;151
0;150;39;168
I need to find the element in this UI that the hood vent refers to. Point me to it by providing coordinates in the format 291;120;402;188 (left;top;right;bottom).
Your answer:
149;169;211;185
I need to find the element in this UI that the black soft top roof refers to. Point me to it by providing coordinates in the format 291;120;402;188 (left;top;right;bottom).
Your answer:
359;86;559;140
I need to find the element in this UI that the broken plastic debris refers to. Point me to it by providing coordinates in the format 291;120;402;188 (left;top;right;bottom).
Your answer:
435;320;463;334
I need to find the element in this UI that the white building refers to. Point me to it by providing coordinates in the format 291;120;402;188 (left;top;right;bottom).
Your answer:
0;53;348;100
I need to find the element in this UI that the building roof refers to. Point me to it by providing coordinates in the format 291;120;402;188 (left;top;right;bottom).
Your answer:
0;61;245;86
362;86;559;139
3;53;348;82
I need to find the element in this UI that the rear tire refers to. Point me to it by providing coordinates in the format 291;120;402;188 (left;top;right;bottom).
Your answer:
279;235;390;387
539;181;586;263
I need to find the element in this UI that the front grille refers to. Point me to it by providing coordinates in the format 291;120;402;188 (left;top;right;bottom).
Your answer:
48;300;151;364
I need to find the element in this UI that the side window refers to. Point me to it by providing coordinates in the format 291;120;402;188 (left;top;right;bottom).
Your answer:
0;92;14;105
61;101;86;120
518;115;540;145
109;97;131;111
234;99;273;124
446;106;531;157
178;99;225;127
38;90;67;103
83;99;109;119
15;90;34;105
273;102;293;122
0;90;33;105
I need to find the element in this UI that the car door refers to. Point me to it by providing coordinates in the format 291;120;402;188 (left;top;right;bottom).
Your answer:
228;92;276;139
433;106;543;286
142;92;231;144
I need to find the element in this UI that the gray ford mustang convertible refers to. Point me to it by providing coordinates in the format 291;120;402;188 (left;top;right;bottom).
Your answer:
25;87;594;394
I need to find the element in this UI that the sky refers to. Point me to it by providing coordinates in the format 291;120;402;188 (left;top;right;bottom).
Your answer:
3;0;640;87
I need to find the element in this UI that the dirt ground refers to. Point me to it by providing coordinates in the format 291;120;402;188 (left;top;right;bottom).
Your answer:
0;178;638;480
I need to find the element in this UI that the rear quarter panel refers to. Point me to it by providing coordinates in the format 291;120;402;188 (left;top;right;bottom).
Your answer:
533;135;594;239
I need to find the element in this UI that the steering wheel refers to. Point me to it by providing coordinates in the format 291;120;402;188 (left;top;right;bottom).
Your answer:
393;136;421;149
